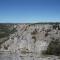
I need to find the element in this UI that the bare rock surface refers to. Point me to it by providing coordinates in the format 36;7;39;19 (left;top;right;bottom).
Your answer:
0;23;60;60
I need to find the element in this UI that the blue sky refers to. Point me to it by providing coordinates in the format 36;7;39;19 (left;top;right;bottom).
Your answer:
0;0;60;23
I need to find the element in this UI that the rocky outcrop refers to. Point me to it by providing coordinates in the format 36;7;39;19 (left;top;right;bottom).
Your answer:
0;23;60;60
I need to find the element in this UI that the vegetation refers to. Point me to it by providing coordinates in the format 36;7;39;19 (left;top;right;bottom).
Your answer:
32;36;36;43
4;44;9;50
52;23;60;30
45;32;49;37
31;29;37;35
52;24;58;29
21;48;29;54
0;24;17;47
31;29;37;43
42;38;60;56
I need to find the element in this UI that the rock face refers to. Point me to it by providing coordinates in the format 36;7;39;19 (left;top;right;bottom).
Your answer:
0;23;60;60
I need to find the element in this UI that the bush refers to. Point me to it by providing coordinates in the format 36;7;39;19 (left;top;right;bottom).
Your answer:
0;24;17;38
31;29;37;35
52;24;59;30
45;32;49;37
32;36;36;43
0;24;17;47
4;45;9;50
44;38;60;56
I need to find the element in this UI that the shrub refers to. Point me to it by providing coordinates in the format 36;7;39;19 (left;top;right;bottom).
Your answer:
44;38;60;56
0;24;17;46
45;32;49;37
4;45;8;50
32;36;36;43
31;29;37;35
21;48;29;54
45;29;51;32
52;24;59;30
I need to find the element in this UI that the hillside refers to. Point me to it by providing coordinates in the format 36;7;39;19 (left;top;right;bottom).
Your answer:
0;23;60;60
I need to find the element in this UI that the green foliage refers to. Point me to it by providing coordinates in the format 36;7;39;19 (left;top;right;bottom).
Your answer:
4;45;8;50
31;29;37;35
0;24;17;46
0;24;16;38
0;33;9;38
10;28;17;34
32;36;36;43
45;32;49;37
21;48;29;54
52;23;60;30
44;38;60;56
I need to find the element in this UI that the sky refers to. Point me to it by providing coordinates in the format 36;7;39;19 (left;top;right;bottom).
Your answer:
0;0;60;23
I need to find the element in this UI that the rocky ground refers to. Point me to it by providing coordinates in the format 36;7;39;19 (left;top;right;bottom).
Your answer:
0;23;60;60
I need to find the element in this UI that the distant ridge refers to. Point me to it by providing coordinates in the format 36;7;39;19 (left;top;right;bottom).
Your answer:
0;22;60;24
